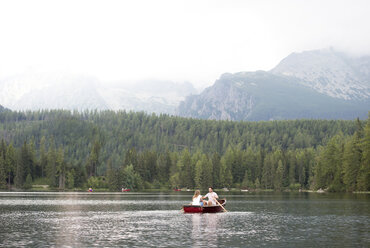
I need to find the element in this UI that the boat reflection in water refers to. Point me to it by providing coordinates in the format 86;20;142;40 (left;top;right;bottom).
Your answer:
191;213;222;247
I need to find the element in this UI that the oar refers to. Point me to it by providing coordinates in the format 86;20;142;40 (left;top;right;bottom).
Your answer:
216;199;227;212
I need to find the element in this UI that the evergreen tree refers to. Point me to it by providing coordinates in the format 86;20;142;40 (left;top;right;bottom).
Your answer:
20;141;31;181
274;160;284;190
211;153;221;188
14;158;24;189
220;157;232;188
194;160;202;189
66;170;75;189
28;139;37;178
39;137;47;178
5;144;16;188
121;164;143;190
342;137;361;191
315;135;344;191
56;148;66;189
0;139;6;159
46;140;57;187
244;147;257;187
241;170;252;189
137;151;157;182
124;148;138;168
87;140;101;177
201;154;213;189
261;154;273;189
24;173;33;189
156;152;171;184
179;149;193;188
357;114;370;191
288;151;297;186
106;159;119;191
254;178;260;189
0;156;6;189
14;142;30;188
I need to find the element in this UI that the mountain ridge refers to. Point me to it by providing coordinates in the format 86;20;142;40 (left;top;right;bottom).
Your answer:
178;70;369;121
0;73;197;114
178;49;370;121
271;48;370;100
1;48;369;120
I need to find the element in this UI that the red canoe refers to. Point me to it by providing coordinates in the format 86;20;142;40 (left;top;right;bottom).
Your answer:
182;199;227;213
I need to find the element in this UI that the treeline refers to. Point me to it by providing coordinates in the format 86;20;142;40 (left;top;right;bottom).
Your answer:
0;109;369;192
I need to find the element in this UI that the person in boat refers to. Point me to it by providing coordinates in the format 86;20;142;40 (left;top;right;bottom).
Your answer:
192;190;203;206
202;187;219;206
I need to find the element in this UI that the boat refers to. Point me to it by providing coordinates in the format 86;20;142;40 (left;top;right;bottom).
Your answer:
174;188;181;191
182;199;227;213
121;188;131;192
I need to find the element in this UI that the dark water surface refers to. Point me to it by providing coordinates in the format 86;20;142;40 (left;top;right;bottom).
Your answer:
0;192;369;247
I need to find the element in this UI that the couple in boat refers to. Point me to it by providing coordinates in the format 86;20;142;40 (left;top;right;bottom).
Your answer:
192;187;219;206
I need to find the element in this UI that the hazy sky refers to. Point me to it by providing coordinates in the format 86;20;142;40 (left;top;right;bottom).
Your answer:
0;0;369;87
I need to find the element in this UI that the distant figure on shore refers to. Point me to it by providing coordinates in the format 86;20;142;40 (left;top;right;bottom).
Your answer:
202;187;219;206
192;190;203;206
89;187;93;192
317;188;325;193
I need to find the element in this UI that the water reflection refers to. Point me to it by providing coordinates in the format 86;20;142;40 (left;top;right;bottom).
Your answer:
191;213;221;247
55;193;83;247
0;192;368;247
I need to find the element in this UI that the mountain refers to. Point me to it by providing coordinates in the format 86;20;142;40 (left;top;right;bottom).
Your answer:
0;73;197;114
1;48;369;120
98;80;196;114
0;73;109;111
0;104;7;113
271;49;370;100
178;49;370;121
178;71;369;121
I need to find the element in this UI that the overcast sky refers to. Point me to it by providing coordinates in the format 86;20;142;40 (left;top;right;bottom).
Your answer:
0;0;369;88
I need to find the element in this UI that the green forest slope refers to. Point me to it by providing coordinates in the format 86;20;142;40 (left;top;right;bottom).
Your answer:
0;110;369;192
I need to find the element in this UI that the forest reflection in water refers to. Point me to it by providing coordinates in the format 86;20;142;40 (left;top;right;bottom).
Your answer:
0;192;369;247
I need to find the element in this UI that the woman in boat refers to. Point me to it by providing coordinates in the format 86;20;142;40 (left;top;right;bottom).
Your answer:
192;190;203;206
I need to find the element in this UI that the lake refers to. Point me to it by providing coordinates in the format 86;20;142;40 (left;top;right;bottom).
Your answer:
0;191;369;247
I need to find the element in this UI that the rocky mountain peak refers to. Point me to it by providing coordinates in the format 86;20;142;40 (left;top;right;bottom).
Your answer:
178;49;370;121
271;49;370;100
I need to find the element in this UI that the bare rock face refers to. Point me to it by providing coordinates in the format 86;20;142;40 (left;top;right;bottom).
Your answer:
178;73;255;120
178;50;370;121
271;48;370;100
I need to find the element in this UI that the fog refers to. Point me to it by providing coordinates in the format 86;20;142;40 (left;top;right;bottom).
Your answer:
0;0;369;88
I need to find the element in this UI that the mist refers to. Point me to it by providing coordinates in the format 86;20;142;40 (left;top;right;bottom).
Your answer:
0;0;370;88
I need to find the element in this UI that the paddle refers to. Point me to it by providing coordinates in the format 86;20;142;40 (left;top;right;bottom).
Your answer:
216;199;227;212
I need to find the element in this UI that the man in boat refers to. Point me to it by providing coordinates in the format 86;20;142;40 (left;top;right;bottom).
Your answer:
202;187;219;206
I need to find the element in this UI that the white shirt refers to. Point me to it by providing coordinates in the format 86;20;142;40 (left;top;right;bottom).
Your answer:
204;192;218;205
192;195;202;205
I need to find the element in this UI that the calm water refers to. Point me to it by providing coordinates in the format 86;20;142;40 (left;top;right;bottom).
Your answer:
0;192;369;247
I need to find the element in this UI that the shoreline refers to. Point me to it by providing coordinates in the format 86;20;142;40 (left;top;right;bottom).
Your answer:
1;187;369;194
